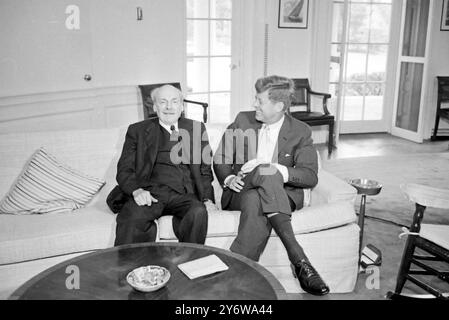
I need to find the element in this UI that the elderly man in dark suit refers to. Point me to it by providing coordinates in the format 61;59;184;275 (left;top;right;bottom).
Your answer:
213;75;329;296
107;85;214;246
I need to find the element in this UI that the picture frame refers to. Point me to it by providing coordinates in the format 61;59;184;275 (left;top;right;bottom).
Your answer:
278;0;309;29
442;0;449;31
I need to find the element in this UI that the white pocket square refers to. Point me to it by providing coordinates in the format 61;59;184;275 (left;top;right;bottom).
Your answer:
285;154;291;157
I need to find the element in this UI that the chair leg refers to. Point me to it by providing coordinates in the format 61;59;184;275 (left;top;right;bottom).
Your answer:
395;236;417;294
432;114;440;141
328;122;334;157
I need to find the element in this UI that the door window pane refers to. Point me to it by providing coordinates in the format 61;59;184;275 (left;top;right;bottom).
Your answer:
187;0;209;18
211;0;232;19
211;20;231;56
187;20;209;56
364;83;384;120
210;57;231;91
367;45;388;81
343;84;364;121
402;0;429;57
348;4;370;43
346;45;367;82
370;4;392;43
396;62;424;132
187;58;209;93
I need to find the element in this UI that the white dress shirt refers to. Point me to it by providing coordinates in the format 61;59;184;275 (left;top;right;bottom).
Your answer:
159;120;179;134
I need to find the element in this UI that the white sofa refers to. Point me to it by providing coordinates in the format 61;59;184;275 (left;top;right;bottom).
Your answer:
0;123;359;299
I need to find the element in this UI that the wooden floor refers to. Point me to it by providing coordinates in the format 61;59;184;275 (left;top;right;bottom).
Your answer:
317;133;449;160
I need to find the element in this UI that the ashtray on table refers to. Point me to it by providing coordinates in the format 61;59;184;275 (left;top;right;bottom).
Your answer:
348;178;382;196
126;265;170;292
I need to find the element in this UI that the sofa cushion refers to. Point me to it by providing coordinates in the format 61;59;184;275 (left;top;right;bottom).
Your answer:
158;201;356;240
0;127;126;200
0;148;105;215
0;203;116;265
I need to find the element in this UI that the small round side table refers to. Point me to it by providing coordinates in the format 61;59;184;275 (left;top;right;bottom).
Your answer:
348;179;382;256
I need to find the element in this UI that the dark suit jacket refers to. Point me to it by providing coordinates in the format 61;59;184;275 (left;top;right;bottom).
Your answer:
213;111;318;210
107;117;215;213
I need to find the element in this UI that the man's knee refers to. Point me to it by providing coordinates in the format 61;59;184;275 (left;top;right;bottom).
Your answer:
187;202;208;223
118;199;158;222
241;189;260;205
252;165;284;185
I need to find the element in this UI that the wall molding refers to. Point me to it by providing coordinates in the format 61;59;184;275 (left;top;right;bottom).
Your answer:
0;86;143;134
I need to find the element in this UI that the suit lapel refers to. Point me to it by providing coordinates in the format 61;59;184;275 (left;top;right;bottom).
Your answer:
144;118;160;169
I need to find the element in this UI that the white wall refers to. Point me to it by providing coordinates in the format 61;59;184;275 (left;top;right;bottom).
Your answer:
0;0;184;133
0;0;184;97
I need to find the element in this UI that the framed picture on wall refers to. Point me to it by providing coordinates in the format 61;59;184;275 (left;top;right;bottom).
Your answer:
278;0;309;29
442;0;449;31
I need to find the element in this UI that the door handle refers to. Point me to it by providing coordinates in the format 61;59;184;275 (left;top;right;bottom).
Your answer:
84;74;92;81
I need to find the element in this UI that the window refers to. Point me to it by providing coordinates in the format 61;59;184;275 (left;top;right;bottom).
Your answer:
330;0;393;128
186;0;232;123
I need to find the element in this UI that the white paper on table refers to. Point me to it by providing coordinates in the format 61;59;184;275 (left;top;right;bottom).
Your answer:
177;254;229;280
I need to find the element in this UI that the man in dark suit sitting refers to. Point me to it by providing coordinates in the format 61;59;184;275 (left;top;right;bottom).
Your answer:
213;75;329;296
108;85;214;246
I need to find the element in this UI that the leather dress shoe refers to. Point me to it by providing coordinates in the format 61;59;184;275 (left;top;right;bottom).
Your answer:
292;260;330;296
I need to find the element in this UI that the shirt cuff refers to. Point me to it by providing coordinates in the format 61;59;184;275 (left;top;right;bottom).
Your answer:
273;164;289;183
224;175;236;188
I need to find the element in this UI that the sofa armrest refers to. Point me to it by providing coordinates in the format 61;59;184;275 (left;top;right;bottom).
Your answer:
311;170;357;206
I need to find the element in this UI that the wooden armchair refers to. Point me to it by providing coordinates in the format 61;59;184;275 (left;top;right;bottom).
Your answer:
431;76;449;141
138;82;209;123
288;78;335;156
392;184;449;299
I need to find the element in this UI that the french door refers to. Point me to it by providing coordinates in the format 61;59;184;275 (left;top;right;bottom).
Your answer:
330;0;395;134
391;0;433;143
185;0;242;124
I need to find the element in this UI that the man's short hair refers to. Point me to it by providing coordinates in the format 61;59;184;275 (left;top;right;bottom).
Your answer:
150;85;184;104
255;75;294;111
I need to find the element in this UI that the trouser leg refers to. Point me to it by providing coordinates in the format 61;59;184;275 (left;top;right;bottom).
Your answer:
114;198;163;246
229;189;273;261
166;193;208;244
245;165;292;215
269;213;308;265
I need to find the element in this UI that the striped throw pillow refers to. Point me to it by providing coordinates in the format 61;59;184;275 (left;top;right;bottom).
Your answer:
0;148;105;214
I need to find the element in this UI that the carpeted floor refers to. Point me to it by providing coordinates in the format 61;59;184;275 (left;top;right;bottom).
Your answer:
322;152;449;227
286;152;449;300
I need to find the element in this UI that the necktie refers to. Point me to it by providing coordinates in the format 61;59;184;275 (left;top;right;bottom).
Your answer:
170;125;180;142
257;124;271;162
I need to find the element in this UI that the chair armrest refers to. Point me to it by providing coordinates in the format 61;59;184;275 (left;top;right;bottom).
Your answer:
309;90;331;100
308;91;332;115
184;99;209;123
311;170;357;206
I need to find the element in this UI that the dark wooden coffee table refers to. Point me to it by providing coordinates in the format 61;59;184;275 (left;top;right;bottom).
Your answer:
10;242;287;300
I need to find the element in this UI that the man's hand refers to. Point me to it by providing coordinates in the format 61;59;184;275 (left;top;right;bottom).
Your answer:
227;175;245;193
132;188;158;207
